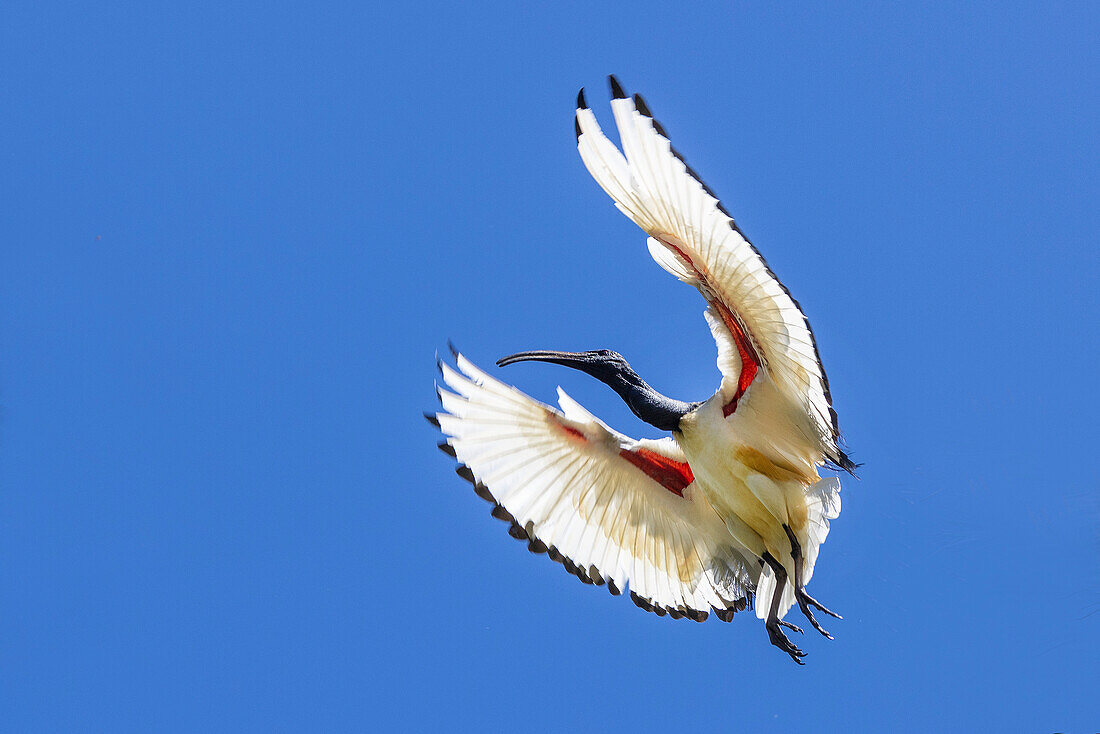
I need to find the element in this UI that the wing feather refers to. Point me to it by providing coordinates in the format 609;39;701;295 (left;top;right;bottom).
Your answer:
576;79;853;472
434;352;756;619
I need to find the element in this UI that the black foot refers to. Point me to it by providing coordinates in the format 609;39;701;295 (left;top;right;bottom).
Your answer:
761;550;808;664
766;618;806;664
783;524;842;640
795;588;841;639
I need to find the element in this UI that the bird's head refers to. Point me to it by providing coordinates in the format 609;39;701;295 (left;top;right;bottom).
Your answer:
496;349;698;432
497;349;636;386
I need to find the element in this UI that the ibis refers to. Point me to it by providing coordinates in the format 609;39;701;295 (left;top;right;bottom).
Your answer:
430;77;855;663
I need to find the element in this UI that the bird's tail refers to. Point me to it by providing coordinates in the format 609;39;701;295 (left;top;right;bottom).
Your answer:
756;477;841;619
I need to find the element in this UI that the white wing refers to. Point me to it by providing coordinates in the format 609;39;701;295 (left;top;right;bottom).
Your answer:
575;78;853;474
432;351;756;620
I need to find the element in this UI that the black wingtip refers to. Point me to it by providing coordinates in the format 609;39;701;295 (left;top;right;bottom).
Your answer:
609;75;627;99
576;87;587;109
574;115;582;141
833;450;861;477
633;93;651;117
446;339;459;359
423;411;441;428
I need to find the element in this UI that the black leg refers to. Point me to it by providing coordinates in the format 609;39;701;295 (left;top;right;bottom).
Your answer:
783;525;842;639
761;553;806;664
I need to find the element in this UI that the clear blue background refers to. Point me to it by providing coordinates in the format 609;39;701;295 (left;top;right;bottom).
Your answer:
2;1;1097;731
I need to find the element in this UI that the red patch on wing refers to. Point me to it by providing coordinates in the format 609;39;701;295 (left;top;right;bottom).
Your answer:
713;299;760;417
548;411;691;496
558;424;586;441
656;238;761;418
548;414;588;443
619;448;694;497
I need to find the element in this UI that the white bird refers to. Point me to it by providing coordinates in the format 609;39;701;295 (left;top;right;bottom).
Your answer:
430;76;855;662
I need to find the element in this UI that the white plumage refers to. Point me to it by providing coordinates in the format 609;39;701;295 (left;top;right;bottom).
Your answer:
431;77;853;662
437;356;755;617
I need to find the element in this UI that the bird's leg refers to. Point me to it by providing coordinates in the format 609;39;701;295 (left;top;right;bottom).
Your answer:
783;524;842;639
760;553;805;664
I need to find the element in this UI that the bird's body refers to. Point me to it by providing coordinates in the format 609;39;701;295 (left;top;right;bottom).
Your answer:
675;370;842;621
432;77;854;662
681;404;808;562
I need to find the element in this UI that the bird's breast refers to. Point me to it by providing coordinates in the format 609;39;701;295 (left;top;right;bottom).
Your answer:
677;399;816;548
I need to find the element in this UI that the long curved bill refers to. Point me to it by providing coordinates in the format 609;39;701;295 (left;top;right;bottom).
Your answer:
497;350;604;368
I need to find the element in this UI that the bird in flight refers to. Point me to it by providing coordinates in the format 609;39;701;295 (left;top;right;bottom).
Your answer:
429;76;855;663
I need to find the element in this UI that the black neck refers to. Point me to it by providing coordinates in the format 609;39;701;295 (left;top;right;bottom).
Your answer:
594;363;698;431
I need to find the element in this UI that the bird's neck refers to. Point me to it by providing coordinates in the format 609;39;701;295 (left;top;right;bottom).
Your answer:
600;369;699;433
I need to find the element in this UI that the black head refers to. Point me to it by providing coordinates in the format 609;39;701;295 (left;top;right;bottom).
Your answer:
498;349;630;380
497;349;699;432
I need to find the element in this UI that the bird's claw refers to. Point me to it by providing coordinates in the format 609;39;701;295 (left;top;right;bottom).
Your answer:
795;588;841;639
778;619;803;634
766;619;807;664
801;590;842;619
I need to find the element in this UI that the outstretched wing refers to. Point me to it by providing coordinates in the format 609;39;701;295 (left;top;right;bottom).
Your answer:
575;78;853;473
432;352;756;620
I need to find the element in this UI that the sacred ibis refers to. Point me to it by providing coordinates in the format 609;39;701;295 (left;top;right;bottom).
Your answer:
430;77;855;663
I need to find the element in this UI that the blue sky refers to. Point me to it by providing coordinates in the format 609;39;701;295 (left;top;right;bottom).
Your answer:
2;1;1098;731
